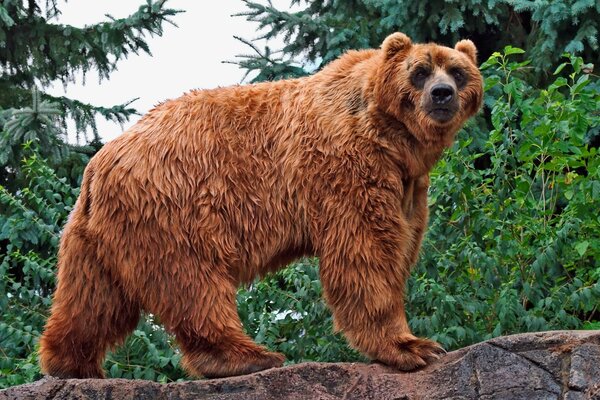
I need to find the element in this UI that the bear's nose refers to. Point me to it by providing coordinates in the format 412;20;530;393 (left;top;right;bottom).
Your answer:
431;84;455;105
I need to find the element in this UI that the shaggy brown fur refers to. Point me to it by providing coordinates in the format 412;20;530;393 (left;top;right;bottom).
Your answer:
39;32;483;379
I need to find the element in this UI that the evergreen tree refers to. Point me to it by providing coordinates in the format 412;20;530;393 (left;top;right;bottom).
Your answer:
0;0;180;189
235;0;599;82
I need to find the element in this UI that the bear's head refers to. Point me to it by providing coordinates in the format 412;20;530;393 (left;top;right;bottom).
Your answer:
374;32;483;147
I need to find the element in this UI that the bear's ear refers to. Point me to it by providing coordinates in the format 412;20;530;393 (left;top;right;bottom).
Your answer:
381;32;412;60
455;40;478;64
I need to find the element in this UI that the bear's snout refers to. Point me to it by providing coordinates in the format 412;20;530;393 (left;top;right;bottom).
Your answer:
424;79;459;124
431;84;454;105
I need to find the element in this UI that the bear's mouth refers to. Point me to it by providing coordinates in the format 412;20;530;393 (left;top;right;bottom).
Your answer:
428;107;457;123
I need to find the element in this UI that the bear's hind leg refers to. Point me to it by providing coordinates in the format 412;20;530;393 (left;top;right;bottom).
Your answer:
155;269;285;378
39;228;140;379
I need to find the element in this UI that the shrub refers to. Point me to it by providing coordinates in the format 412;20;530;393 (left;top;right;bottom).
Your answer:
0;148;77;386
238;259;364;363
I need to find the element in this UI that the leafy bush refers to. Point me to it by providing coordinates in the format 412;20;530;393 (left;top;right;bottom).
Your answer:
238;259;363;363
0;148;78;387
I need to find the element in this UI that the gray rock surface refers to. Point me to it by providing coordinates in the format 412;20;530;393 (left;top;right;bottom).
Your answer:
2;330;599;400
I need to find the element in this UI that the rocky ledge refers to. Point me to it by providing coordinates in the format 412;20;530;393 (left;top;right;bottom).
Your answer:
2;330;599;400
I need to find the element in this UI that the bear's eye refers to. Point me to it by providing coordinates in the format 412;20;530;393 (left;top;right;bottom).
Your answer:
410;67;430;89
415;68;429;79
449;68;467;88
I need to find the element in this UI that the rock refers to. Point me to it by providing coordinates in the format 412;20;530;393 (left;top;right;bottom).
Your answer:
2;330;599;400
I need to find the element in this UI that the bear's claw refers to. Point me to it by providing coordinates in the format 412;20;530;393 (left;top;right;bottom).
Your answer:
376;335;447;371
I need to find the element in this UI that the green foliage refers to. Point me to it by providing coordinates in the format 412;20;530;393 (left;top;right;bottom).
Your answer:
0;0;179;87
0;88;64;171
584;321;600;330
235;0;599;82
103;317;185;383
0;148;77;387
226;35;310;83
0;88;101;204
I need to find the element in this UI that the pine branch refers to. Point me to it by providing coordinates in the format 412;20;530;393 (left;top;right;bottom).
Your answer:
0;0;183;88
234;0;598;81
1;83;138;144
46;94;139;143
226;36;309;83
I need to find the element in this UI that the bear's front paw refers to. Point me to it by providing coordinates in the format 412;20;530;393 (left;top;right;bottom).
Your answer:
377;334;446;371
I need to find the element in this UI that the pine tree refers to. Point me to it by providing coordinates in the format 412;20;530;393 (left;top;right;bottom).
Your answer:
0;0;180;189
235;0;599;82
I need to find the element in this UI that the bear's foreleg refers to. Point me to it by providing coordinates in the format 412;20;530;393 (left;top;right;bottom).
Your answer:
316;187;444;371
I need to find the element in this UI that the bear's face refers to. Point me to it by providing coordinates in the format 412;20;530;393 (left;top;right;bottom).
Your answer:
375;33;483;147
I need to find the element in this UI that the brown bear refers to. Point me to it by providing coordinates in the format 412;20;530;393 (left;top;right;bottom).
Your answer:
39;32;483;379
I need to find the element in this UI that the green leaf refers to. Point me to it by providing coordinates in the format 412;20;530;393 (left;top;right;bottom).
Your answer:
503;46;525;55
0;6;15;27
553;62;568;75
574;241;589;257
109;363;120;378
170;354;181;368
